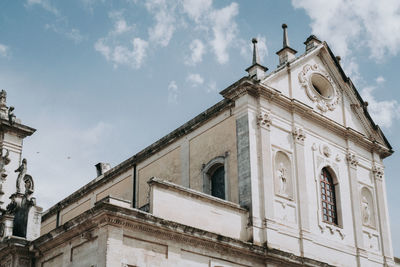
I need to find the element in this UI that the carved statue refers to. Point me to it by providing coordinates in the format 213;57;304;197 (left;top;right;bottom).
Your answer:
8;106;16;125
0;148;10;179
0;90;6;109
23;175;34;196
278;163;288;196
362;196;371;225
15;158;27;193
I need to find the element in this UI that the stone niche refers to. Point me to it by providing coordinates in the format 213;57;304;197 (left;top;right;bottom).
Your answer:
361;186;375;228
274;151;293;199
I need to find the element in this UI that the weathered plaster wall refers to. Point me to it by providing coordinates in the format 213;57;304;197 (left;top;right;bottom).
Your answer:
40;169;133;235
137;147;181;208
189;115;238;202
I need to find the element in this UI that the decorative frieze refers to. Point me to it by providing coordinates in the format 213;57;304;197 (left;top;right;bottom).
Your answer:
256;111;272;129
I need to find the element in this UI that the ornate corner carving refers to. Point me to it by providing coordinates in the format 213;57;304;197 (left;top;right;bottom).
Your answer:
346;152;358;168
335;154;341;162
292;127;306;142
298;64;340;112
0;149;10;179
372;165;384;181
257;111;272;129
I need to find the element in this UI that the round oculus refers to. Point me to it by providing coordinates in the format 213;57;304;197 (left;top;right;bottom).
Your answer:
311;73;334;100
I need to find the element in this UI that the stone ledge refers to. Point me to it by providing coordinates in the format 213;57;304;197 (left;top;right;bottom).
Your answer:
148;177;247;213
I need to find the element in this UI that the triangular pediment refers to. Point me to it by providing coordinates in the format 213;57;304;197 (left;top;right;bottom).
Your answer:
261;43;392;154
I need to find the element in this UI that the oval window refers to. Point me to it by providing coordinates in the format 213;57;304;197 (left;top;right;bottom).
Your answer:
311;74;334;99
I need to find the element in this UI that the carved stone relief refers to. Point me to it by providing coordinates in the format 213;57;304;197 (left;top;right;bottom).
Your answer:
346;152;358;168
292;127;306;142
298;64;340;112
372;165;384;181
256;111;272;129
274;151;293;199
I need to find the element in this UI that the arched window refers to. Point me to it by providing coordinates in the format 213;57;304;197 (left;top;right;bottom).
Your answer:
320;167;338;225
202;156;227;200
211;166;225;200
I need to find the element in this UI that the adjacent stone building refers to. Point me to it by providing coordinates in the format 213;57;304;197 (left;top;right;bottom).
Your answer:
0;25;397;266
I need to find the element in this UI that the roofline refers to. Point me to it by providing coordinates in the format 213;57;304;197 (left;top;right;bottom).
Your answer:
324;43;393;151
42;97;235;220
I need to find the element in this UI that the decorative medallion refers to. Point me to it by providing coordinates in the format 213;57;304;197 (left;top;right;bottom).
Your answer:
298;64;340;112
322;145;332;158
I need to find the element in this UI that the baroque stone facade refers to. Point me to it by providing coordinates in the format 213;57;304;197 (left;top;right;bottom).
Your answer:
0;25;397;267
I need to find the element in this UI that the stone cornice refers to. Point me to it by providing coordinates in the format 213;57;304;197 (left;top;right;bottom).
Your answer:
236;82;392;158
32;200;335;267
0;118;36;138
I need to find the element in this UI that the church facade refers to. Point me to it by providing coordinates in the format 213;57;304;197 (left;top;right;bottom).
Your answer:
0;25;397;267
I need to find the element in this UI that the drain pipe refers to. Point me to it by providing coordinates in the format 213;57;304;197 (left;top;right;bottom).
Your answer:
132;160;137;208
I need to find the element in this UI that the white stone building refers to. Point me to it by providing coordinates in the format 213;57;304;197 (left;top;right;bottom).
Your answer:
0;25;397;267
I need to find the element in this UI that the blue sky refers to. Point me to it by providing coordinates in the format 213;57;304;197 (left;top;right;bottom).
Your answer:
0;0;399;256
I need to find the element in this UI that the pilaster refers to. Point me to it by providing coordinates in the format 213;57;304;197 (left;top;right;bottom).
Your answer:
372;164;394;265
257;111;274;224
292;124;309;256
346;152;364;266
234;94;264;245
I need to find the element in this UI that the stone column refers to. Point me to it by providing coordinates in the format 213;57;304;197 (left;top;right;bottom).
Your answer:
292;126;309;256
372;165;394;265
346;152;364;266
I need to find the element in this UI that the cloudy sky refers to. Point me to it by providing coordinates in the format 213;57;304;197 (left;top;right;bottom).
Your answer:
1;0;399;256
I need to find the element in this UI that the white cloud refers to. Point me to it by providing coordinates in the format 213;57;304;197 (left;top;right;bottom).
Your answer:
146;0;177;47
185;39;205;65
182;0;212;22
45;24;85;44
109;11;134;35
25;0;59;15
187;73;204;87
66;28;85;43
376;76;385;84
0;44;9;57
209;2;239;64
95;10;146;69
95;37;148;69
168;80;179;104
361;86;400;128
291;0;400;61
